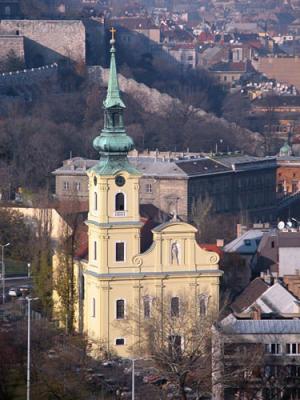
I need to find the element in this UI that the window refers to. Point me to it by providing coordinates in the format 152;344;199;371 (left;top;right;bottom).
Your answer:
171;297;179;317
115;338;125;346
74;182;81;191
115;193;125;216
168;335;182;358
292;182;298;193
4;6;11;16
143;296;151;319
277;182;284;193
93;241;97;261
63;181;70;191
265;344;281;354
286;343;300;354
94;192;98;211
116;299;125;319
188;55;193;61
92;298;96;317
116;242;125;262
289;365;300;377
145;183;152;193
271;241;275;248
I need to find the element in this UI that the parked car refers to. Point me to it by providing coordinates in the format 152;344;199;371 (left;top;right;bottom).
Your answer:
19;285;31;295
8;288;21;297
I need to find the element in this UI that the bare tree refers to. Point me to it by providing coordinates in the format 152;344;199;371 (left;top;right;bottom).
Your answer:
122;292;217;400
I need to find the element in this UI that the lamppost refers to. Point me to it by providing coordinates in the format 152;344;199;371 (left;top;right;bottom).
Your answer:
132;359;135;400
27;263;31;278
26;296;38;400
1;242;10;304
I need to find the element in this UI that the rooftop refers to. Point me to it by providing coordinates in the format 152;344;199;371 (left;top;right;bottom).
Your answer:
220;313;300;334
231;278;269;314
52;154;277;178
108;16;157;30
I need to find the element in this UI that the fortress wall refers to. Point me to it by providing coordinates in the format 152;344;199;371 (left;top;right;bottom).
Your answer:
0;63;58;89
0;35;24;61
0;20;86;65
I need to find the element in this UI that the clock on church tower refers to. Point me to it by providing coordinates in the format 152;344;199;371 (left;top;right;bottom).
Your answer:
86;29;142;274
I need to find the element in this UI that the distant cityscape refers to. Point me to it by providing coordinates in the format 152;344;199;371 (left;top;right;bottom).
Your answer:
2;1;300;400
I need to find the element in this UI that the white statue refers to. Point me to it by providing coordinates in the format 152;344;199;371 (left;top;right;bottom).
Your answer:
171;241;180;264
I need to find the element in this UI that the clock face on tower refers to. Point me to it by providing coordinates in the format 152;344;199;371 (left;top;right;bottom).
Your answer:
115;175;125;187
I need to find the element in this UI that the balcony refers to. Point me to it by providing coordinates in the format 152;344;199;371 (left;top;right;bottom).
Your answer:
114;210;126;217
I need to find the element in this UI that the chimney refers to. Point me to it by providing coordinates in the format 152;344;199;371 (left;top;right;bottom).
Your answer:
252;307;261;320
216;239;224;247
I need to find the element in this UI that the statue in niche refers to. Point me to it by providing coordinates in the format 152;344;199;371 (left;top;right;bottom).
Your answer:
171;241;180;264
199;293;210;317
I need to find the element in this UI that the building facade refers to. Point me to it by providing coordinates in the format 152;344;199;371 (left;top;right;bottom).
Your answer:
53;153;277;223
71;35;222;356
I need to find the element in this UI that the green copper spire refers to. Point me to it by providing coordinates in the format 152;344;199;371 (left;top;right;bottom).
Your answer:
92;28;139;176
104;28;125;109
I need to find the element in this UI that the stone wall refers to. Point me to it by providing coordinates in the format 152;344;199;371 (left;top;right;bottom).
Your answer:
0;63;58;91
0;35;24;61
0;19;86;66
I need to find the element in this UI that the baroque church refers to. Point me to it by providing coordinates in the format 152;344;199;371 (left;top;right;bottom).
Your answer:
69;32;222;356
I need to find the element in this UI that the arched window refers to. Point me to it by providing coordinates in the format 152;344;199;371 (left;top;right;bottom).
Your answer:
143;296;151;319
116;299;125;319
171;297;179;317
115;193;125;211
94;192;98;211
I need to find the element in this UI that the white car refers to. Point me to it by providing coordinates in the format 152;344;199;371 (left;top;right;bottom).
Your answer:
8;288;21;297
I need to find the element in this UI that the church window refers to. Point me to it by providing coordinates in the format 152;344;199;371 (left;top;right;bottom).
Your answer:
168;335;182;358
116;242;125;262
94;192;98;211
115;338;125;346
92;298;96;317
93;241;97;261
145;183;152;193
143;296;151;319
115;192;125;212
116;299;125;319
63;181;70;191
171;297;179;317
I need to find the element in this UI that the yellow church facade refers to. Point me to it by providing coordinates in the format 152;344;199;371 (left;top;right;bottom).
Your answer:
74;34;222;357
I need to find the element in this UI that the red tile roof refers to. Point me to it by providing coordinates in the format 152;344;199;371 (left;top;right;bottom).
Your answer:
200;243;223;256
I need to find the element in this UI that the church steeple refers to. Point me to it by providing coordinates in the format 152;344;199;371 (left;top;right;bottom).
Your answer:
92;28;138;176
104;28;125;110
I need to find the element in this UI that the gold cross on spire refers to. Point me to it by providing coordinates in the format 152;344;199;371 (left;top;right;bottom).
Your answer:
110;27;116;41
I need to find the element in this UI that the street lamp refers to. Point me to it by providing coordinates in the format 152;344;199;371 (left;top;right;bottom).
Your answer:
27;263;31;278
26;296;38;400
132;359;135;400
1;242;10;304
